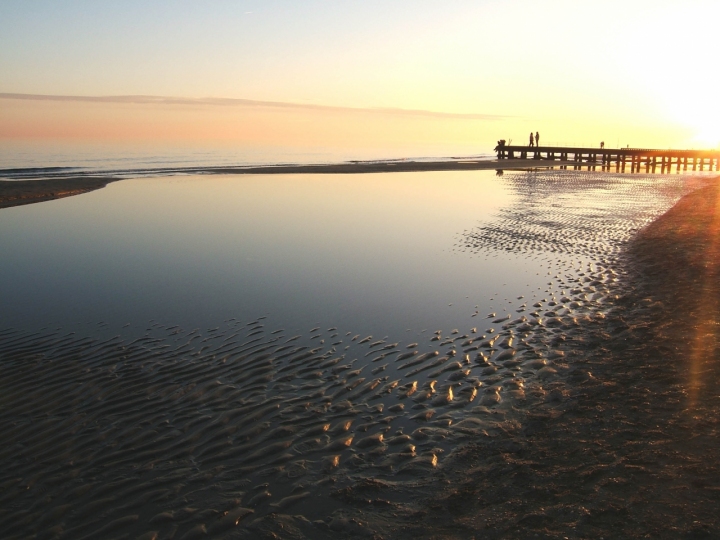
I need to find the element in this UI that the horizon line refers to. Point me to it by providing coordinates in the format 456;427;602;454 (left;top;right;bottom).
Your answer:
0;92;507;121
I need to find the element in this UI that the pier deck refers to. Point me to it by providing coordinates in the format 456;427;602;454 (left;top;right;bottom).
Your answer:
496;145;720;173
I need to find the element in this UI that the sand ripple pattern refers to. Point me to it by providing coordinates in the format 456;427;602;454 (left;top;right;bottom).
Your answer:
460;171;710;258
2;171;713;538
0;312;573;539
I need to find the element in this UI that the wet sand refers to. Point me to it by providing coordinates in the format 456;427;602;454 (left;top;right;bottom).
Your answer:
341;176;720;539
0;177;121;209
0;159;562;209
1;171;718;539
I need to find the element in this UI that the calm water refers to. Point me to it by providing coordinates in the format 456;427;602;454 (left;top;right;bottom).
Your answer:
0;141;494;178
0;170;552;339
0;168;708;538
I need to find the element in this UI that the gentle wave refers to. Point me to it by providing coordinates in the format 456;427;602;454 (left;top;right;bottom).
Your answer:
0;141;496;180
0;156;497;180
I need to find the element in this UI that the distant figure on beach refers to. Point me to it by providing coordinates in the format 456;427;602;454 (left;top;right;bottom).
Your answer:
535;132;540;147
600;141;605;149
529;132;534;147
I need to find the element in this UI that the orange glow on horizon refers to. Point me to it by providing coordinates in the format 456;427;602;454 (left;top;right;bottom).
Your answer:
0;95;711;154
0;98;506;150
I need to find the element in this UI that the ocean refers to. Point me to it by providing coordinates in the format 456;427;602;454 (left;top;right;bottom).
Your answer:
0;141;495;179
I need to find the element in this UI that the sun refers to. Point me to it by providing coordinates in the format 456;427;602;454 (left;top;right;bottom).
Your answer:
681;102;720;149
691;126;720;150
619;5;720;149
656;85;720;149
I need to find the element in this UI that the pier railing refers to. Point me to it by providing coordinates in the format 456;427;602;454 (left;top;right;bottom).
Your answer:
496;145;720;173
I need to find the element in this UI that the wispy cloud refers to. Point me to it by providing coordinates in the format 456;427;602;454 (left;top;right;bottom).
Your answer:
0;93;506;121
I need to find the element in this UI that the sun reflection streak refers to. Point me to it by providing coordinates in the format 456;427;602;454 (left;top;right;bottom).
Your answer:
686;182;720;410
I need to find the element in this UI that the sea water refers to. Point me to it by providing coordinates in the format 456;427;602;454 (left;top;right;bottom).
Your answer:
0;170;542;338
0;140;495;178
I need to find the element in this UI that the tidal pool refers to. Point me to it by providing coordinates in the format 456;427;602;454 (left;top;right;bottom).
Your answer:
0;169;708;539
0;170;558;338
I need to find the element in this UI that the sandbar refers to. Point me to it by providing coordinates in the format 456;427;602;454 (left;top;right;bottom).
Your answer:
0;158;567;210
0;177;120;209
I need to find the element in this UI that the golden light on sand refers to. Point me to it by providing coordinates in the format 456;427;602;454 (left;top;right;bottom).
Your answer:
687;186;720;410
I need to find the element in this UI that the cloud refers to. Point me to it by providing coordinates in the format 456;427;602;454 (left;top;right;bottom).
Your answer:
0;92;506;121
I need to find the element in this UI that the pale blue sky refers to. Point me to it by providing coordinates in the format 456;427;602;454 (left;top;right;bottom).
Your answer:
2;0;719;146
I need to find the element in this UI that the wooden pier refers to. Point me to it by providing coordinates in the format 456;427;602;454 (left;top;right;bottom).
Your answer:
495;144;720;173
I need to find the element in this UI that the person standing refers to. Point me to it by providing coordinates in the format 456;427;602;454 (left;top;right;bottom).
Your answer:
529;132;534;147
535;132;540;147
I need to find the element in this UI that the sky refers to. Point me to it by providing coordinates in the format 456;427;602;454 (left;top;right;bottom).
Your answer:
1;0;719;157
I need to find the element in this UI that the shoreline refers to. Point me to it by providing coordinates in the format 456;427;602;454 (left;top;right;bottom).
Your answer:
0;176;121;209
1;171;719;537
369;176;720;538
0;158;563;209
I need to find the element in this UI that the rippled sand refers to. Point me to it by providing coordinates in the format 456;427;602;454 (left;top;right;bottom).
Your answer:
377;175;720;539
1;170;717;539
0;314;561;538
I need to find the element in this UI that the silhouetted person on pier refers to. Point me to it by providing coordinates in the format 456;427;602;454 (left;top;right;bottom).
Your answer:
529;132;534;147
600;141;605;149
535;132;540;147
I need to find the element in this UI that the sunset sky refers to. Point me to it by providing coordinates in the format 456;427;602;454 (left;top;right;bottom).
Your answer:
1;0;718;156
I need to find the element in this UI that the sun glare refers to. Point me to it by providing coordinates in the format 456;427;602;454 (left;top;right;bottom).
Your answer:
608;2;720;149
691;126;720;149
665;92;720;149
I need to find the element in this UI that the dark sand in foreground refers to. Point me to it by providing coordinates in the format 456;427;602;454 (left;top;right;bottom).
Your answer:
1;171;718;539
358;178;720;538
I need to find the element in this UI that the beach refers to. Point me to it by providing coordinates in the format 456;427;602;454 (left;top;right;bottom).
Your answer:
338;175;719;538
344;179;720;538
0;168;718;539
5;1;719;537
242;175;720;538
431;180;720;538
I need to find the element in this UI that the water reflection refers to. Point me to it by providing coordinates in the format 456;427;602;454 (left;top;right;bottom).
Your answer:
0;169;711;538
0;171;551;338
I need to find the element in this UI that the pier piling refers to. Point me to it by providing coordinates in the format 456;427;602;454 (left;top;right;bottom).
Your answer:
494;144;719;173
